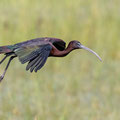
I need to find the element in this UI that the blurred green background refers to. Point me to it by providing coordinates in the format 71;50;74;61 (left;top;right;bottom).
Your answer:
0;0;120;120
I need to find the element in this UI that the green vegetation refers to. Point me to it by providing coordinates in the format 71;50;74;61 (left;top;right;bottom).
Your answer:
0;0;120;119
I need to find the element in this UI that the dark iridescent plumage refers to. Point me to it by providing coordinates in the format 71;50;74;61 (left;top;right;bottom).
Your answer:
0;37;102;81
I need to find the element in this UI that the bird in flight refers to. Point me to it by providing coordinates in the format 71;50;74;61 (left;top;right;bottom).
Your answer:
0;37;102;81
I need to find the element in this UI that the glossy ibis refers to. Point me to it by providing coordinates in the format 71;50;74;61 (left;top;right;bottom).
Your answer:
0;37;102;81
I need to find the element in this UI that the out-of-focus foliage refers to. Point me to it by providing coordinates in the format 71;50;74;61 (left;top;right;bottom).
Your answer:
0;0;120;120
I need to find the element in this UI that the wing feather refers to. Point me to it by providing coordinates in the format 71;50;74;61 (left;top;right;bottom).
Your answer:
15;46;42;64
30;55;43;72
34;49;50;72
15;44;52;72
26;52;43;70
26;55;39;71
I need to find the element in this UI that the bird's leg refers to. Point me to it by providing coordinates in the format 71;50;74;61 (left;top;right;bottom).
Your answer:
0;55;9;64
0;53;14;64
0;55;17;82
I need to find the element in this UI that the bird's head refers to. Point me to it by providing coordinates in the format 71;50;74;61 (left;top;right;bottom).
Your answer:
69;40;102;62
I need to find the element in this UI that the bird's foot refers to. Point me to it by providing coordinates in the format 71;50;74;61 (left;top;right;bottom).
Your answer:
0;75;4;82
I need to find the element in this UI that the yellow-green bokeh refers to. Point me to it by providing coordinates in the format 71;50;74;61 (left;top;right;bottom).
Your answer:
0;0;120;120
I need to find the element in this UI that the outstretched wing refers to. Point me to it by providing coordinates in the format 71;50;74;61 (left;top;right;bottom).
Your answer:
14;44;52;72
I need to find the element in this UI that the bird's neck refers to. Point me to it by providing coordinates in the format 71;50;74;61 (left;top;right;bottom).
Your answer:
50;45;74;57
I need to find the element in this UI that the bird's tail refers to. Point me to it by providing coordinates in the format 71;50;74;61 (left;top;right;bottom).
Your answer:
0;45;13;54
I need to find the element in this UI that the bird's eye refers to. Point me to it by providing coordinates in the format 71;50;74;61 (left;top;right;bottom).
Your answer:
77;42;81;45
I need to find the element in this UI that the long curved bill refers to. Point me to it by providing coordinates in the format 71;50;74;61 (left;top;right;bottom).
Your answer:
80;45;102;62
